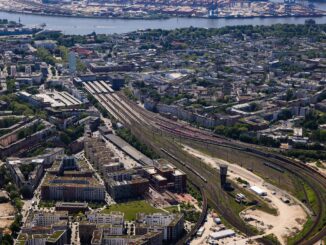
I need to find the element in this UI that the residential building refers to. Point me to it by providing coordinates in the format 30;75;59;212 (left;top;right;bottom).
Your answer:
41;156;106;202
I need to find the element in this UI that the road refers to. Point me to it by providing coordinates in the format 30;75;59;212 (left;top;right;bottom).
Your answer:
191;213;215;245
21;172;44;224
71;221;80;245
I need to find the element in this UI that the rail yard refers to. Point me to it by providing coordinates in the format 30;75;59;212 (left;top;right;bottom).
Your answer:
84;80;326;244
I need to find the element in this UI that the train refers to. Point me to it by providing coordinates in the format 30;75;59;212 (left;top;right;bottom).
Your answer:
264;162;285;173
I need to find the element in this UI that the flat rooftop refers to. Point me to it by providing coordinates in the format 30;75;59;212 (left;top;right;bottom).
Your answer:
43;175;104;188
153;174;166;181
106;134;153;166
35;91;82;108
56;202;88;208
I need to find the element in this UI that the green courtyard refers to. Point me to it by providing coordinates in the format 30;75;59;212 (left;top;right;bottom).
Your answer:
101;200;162;221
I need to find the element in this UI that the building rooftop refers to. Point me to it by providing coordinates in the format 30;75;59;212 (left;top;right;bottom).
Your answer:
35;90;82;108
43;175;103;188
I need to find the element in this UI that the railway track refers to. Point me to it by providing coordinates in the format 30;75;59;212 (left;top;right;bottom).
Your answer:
85;85;326;244
116;93;326;244
110;108;254;237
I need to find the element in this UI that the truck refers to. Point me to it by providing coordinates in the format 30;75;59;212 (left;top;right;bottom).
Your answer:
196;227;205;237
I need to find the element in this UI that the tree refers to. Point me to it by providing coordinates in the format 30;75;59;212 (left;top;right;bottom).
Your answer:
277;109;292;121
77;58;87;73
286;89;294;101
6;79;16;93
10;213;23;236
249;102;259;112
1;234;13;245
58;45;68;61
60;132;71;145
305;19;316;26
20;186;33;199
13;198;23;212
259;136;280;148
36;48;56;65
312;129;326;143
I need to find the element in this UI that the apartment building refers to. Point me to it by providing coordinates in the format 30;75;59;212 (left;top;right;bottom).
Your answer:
41;156;106;202
136;213;184;242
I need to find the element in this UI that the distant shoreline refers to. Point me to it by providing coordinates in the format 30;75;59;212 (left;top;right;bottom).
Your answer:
308;0;326;2
0;9;325;21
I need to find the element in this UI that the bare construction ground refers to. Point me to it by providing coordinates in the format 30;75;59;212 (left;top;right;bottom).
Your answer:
183;145;307;244
0;202;15;228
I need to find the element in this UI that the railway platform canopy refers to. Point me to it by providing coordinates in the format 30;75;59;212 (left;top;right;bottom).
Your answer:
106;134;154;166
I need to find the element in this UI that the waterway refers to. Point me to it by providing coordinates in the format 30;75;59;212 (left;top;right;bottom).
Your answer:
0;1;325;34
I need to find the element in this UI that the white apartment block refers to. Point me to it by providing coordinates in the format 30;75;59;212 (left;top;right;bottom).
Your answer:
87;211;124;225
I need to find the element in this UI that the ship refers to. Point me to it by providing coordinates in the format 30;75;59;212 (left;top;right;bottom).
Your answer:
0;26;44;36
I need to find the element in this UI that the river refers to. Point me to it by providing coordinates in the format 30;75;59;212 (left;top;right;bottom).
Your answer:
0;1;325;34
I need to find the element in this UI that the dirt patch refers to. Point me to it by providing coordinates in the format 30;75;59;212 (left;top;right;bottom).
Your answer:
295;218;305;225
243;205;306;244
0;203;15;216
0;202;15;228
182;145;308;245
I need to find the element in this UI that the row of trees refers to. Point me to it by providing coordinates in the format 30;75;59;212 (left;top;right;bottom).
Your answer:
34;32;110;47
300;111;326;144
285;149;326;161
0;94;48;119
214;124;281;148
301;111;326;130
0;117;21;129
136;22;325;50
116;127;159;159
17;123;45;140
59;125;84;146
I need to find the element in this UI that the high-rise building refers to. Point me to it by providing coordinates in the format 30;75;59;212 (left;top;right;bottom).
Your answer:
220;164;228;187
10;65;17;77
69;51;77;74
25;65;32;75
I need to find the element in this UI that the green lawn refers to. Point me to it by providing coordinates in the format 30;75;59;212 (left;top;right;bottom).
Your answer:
164;205;180;213
101;200;162;220
287;217;313;244
260;234;281;245
38;200;56;208
48;230;64;240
